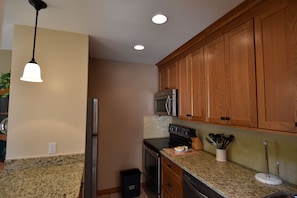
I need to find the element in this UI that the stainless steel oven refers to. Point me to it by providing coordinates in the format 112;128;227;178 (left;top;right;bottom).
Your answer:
143;144;161;198
143;124;196;198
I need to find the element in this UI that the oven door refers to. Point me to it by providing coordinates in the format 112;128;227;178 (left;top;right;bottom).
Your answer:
143;144;161;197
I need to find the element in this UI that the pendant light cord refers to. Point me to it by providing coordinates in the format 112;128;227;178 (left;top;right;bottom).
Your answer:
31;9;39;62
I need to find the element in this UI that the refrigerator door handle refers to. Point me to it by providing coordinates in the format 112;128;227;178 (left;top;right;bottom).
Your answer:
92;98;98;135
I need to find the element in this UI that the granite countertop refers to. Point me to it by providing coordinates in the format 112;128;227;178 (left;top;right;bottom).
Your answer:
161;149;297;198
0;154;84;198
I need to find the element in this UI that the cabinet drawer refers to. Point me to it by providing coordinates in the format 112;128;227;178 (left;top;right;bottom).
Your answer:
162;156;183;177
162;167;182;197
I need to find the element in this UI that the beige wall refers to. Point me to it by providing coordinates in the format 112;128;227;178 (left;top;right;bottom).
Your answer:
173;118;297;185
0;49;11;73
6;25;89;159
88;58;158;190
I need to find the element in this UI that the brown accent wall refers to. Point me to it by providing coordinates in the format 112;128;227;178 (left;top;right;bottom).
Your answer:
88;58;158;190
0;50;11;73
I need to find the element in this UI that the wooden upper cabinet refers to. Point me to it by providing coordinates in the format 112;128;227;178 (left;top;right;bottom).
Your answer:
224;20;257;127
204;36;226;124
178;48;205;121
168;63;179;89
205;20;257;127
255;0;297;132
159;67;168;91
191;48;205;121
178;56;192;119
159;63;178;91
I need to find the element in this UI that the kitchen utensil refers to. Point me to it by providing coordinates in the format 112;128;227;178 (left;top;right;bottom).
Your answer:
205;137;216;147
206;133;234;149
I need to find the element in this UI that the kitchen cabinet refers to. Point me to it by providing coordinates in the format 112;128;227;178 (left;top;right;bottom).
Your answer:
157;0;297;134
159;63;179;90
204;36;226;124
191;48;206;121
178;56;191;120
205;20;257;127
178;48;205;121
161;155;183;198
254;0;297;132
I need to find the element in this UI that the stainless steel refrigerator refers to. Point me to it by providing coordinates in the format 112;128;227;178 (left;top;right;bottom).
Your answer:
84;98;98;198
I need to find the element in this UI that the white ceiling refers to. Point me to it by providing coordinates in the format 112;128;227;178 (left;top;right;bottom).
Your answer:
0;0;244;64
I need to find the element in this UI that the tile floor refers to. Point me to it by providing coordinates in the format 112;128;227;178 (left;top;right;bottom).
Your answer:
98;188;149;198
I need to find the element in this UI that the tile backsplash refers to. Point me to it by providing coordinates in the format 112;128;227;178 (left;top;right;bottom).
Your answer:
143;115;172;138
172;118;297;185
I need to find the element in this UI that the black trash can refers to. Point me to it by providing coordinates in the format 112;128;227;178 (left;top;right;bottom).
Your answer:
120;168;141;198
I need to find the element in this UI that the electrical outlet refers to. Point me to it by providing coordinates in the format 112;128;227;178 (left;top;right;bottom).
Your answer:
48;142;56;154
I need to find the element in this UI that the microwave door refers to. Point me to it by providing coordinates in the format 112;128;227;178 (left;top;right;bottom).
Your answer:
165;95;171;115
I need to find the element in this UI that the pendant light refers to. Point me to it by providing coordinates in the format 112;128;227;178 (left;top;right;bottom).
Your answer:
20;0;47;83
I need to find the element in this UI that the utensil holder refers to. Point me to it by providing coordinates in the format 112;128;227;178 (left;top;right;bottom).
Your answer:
216;149;227;162
191;137;203;150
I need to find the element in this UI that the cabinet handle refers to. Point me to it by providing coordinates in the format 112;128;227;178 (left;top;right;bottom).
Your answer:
167;164;172;168
226;117;230;121
186;114;192;117
221;117;226;120
295;122;297;127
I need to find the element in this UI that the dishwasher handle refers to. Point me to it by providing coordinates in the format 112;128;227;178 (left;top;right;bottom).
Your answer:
183;174;208;198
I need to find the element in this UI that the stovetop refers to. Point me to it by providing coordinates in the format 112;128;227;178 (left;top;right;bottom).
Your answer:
143;124;196;153
143;137;170;153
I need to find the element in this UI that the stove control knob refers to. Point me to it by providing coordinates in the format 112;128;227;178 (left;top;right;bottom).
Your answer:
184;131;188;136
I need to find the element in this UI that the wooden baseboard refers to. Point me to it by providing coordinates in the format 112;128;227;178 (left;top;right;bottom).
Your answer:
97;187;120;195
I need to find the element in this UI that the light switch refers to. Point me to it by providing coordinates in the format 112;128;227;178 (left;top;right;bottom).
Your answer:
48;142;57;154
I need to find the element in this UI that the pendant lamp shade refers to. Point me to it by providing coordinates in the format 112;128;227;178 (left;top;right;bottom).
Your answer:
20;60;43;82
20;0;47;83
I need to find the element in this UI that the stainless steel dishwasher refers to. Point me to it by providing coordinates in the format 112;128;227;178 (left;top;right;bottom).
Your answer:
183;171;224;198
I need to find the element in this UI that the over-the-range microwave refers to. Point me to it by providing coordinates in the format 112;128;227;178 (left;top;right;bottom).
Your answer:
154;89;178;116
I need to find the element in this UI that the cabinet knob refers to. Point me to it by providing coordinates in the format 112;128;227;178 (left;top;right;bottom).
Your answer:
167;182;172;188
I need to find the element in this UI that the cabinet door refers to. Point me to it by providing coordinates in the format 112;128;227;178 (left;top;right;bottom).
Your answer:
255;0;297;132
168;63;179;89
204;36;226;124
159;67;168;90
161;156;183;198
161;187;172;198
191;48;205;121
178;56;192;119
225;20;257;127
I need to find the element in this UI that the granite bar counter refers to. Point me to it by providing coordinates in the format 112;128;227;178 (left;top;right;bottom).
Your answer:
161;150;297;198
0;154;84;198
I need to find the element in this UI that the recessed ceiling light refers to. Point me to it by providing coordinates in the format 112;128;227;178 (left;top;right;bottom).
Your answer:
134;45;144;50
152;14;167;25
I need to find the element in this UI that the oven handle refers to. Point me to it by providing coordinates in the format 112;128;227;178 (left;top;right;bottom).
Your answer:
184;174;208;198
144;144;160;158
